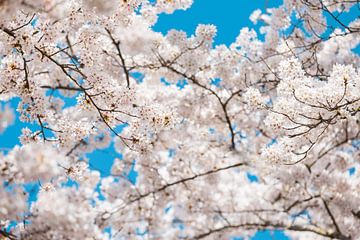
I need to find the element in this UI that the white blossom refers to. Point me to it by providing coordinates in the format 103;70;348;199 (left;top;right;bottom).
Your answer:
0;0;359;239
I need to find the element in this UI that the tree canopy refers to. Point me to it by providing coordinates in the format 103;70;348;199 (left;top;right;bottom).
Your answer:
0;0;359;239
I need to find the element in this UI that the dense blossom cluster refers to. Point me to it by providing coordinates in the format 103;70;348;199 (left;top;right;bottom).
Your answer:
0;0;359;239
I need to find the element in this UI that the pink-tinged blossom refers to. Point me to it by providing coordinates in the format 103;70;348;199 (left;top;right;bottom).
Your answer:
0;0;359;239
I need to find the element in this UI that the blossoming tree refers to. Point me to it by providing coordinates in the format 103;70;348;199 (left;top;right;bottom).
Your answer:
0;0;359;239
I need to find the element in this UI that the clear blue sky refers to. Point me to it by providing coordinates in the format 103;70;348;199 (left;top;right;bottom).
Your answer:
153;0;282;45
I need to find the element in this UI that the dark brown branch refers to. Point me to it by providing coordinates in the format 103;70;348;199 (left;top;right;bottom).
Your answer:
40;85;84;92
191;221;349;240
0;229;17;240
129;161;245;203
321;198;343;238
35;46;132;149
103;161;246;221
105;28;131;88
158;59;237;149
0;13;36;38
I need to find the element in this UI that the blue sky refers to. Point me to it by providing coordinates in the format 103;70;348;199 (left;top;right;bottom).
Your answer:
154;0;282;45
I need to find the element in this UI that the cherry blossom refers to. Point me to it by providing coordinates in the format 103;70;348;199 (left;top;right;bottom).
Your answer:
0;0;359;239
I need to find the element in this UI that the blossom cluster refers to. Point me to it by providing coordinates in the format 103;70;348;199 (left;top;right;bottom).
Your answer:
0;0;359;239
